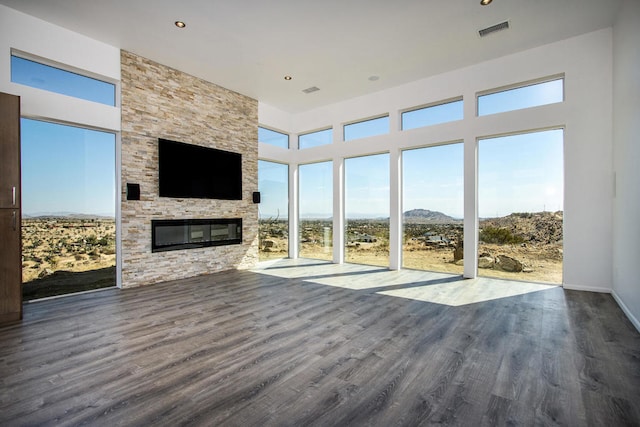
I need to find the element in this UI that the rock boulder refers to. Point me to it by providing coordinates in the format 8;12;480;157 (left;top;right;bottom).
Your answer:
495;255;523;272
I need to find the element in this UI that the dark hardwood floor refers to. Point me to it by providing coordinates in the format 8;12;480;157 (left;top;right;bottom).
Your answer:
1;259;639;426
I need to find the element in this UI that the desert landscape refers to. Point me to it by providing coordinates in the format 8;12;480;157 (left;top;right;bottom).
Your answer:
260;210;563;284
20;210;561;301
21;216;116;300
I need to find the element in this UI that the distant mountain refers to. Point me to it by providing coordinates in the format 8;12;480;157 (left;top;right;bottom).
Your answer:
403;209;460;223
24;212;114;220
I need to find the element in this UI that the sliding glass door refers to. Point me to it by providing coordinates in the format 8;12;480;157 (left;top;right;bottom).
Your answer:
478;129;564;284
344;153;390;267
258;160;289;260
402;143;463;274
21;119;116;300
299;161;333;261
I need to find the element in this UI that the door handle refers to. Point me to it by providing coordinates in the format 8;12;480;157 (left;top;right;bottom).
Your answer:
12;186;16;206
12;211;17;231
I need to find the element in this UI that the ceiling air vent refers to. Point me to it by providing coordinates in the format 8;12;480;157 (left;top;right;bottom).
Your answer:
302;86;320;94
479;20;509;37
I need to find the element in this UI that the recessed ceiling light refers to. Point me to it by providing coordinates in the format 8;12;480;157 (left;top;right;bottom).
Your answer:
175;21;186;28
284;75;292;80
480;0;493;5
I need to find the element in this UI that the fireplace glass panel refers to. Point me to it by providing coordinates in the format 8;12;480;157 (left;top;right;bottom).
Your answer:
152;218;242;252
156;225;189;247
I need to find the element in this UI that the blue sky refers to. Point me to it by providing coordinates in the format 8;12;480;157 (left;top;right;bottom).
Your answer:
257;160;288;220
260;126;564;220
344;116;389;142
479;129;564;217
478;79;563;116
21;119;116;217
345;154;390;219
14;54;116;217
11;55;115;106
258;127;289;149
17;57;563;221
403;143;464;219
402;100;463;130
299;128;333;149
258;78;565;220
299;161;332;218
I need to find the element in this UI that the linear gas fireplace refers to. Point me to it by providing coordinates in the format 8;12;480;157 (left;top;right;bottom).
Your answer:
152;218;242;253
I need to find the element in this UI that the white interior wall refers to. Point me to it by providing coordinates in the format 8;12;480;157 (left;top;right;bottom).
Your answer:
612;0;640;330
0;5;121;131
259;28;614;292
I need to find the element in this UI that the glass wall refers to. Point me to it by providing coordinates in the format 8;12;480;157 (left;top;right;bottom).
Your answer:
299;161;333;260
478;129;564;284
258;160;289;260
402;143;464;274
260;73;567;279
21;119;116;300
344;153;390;267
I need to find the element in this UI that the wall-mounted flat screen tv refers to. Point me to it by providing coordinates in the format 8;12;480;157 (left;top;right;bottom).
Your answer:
158;138;242;200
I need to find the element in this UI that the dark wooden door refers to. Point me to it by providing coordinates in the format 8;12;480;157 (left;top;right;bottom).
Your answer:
0;92;22;323
0;209;21;322
0;93;20;209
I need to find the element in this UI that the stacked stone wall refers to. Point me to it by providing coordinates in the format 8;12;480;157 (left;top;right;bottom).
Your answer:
120;50;258;287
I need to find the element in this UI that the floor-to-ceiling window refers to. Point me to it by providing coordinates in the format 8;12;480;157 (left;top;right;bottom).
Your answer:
21;119;116;300
259;75;566;277
478;129;564;284
402;143;464;274
258;160;289;260
299;161;333;261
344;153;390;267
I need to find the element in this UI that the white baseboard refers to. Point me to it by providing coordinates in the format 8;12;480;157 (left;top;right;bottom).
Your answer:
563;283;612;293
612;290;640;333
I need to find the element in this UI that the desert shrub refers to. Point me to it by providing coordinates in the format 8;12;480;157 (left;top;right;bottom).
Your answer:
44;255;59;269
512;212;533;219
479;226;524;244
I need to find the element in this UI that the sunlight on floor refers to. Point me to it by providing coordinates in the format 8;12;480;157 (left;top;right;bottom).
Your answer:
376;278;556;306
254;258;558;307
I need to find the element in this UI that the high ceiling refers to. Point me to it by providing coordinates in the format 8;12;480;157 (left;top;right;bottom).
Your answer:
0;0;621;112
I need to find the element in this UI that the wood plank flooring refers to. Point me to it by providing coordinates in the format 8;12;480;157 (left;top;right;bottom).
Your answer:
1;258;639;426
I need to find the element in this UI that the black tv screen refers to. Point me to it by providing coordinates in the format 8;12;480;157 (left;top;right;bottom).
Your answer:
158;138;242;200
